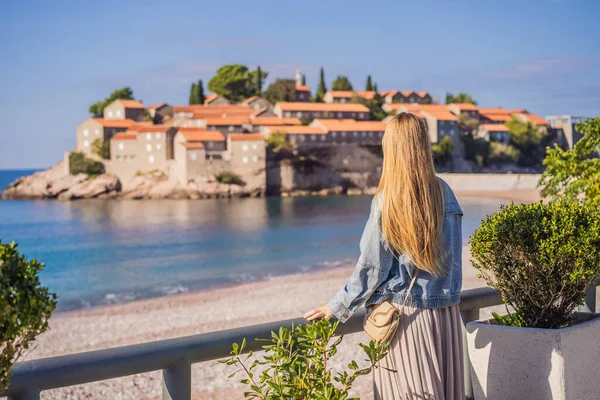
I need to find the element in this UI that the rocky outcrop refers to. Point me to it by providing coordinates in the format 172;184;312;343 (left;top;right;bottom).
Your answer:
120;172;168;200
1;161;85;199
57;174;121;200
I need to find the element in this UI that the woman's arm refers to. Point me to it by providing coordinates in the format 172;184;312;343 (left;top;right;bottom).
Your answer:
304;198;394;323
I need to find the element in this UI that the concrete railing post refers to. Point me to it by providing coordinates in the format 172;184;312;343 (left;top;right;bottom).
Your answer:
8;388;40;400
162;357;191;400
461;308;479;400
579;285;597;313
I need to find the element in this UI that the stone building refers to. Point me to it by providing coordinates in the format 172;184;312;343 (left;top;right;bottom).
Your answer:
103;99;146;121
323;91;376;103
76;118;135;154
204;94;231;105
545;115;586;149
447;103;479;120
147;103;173;123
477;124;510;144
273;102;370;120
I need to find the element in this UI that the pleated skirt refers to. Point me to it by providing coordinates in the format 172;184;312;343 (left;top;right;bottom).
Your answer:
372;304;464;400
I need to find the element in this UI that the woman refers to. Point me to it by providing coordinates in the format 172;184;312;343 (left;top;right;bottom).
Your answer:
304;112;464;399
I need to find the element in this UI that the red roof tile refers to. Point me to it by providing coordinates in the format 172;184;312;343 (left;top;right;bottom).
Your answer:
251;117;302;126
229;133;264;141
147;103;166;110
314;119;386;132
112;132;137;140
481;124;509;132
450;103;478;111
276;102;369;113
182;142;205;149
92;118;136;128
205;117;250;126
265;126;327;135
116;100;145;109
295;85;310;92
178;128;225;142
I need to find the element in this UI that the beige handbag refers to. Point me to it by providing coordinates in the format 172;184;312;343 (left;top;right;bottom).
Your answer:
364;272;417;342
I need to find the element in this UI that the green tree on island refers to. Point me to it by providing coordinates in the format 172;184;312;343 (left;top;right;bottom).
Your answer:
263;79;297;104
365;75;373;91
506;116;547;167
255;66;263;95
331;75;353;91
539;117;600;207
207;65;267;102
315;67;327;102
248;67;268;97
445;92;477;105
89;87;135;117
197;79;205;104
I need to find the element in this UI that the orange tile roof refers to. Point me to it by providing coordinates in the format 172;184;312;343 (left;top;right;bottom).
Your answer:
92;118;135;128
314;119;386;132
204;94;218;104
205;117;250;126
191;109;253;119
276;102;369;112
147;103;166;110
178;128;225;142
381;90;399;98
266;126;327;135
383;103;404;111
112;132;137;140
479;107;510;115
480;112;512;122
450;103;478;111
328;91;376;100
481;124;509;132
229;133;264;141
181;142;205;149
251;117;302;126
241;96;259;105
416;92;429;98
116;99;144;109
295;85;310;92
129;124;173;132
420;109;458;121
522;113;549;126
401;91;414;97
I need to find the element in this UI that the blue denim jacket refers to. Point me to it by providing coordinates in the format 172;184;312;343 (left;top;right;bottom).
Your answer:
328;178;463;323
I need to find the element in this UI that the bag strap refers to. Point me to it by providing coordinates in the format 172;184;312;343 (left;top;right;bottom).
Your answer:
400;269;418;310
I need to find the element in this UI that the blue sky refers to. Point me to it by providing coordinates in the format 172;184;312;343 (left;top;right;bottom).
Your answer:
1;0;599;169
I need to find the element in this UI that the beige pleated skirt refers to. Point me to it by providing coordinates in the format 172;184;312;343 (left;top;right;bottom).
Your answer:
372;304;464;400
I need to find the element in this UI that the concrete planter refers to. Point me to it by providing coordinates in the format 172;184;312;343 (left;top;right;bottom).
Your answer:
466;313;600;400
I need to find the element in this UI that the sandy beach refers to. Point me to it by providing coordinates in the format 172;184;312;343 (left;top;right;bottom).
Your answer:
16;191;538;400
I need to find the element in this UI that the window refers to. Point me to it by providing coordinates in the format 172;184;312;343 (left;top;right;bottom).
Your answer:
155;133;162;139
242;144;249;151
311;135;316;141
362;132;367;137
146;144;152;152
379;132;383;138
332;132;337;138
116;110;121;117
296;112;302;118
449;129;455;136
119;143;124;151
337;112;343;118
190;152;197;161
252;144;257;150
298;135;305;142
285;112;291;118
242;156;249;164
252;156;258;162
208;142;214;149
321;135;326;141
353;131;358;137
369;132;374;137
95;129;100;136
149;155;155;163
228;125;235;132
341;131;346;137
83;129;89;136
156;144;161;150
146;133;152;140
84;140;89;147
108;111;113;117
440;130;445;136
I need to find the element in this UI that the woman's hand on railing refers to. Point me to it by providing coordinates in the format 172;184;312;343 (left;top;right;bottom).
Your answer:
304;304;333;321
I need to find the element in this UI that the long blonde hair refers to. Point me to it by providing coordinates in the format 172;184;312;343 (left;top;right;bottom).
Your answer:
376;112;445;276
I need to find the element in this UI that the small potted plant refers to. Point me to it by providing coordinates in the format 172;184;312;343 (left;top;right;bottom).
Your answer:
222;318;389;399
467;201;600;399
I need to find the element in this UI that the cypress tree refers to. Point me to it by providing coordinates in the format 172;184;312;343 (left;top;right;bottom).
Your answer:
256;66;263;95
197;79;205;104
366;75;373;91
301;74;306;86
316;67;327;102
189;83;197;105
373;83;379;94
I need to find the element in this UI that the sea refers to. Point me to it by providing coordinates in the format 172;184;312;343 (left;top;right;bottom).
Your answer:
0;169;509;311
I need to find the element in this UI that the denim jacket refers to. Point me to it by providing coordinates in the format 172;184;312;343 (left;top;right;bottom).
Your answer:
328;178;463;323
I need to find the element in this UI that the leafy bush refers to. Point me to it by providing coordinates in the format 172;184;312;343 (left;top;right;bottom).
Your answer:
267;133;292;153
91;139;110;159
488;142;519;163
431;136;454;167
215;171;245;186
539;117;600;207
221;318;389;399
69;152;105;176
1;241;57;392
461;135;490;167
506;116;547;167
470;201;600;329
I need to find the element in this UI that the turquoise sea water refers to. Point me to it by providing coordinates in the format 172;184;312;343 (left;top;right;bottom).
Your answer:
0;169;509;311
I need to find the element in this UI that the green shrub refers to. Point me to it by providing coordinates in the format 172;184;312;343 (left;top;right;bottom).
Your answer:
470;201;600;329
461;135;490;166
222;318;389;399
215;171;245;186
539;117;600;207
69;152;105;176
267;133;292;152
1;241;57;392
488;142;520;163
91;139;110;159
431;135;454;167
